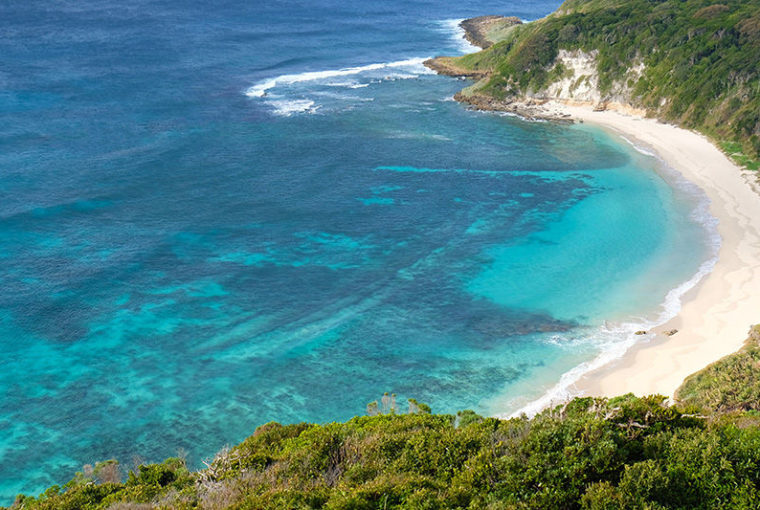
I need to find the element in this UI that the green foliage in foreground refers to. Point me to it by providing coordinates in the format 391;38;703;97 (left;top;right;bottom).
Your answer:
10;394;760;509
677;325;760;412
454;0;760;162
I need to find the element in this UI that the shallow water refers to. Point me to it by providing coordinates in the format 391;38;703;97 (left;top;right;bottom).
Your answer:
0;0;714;500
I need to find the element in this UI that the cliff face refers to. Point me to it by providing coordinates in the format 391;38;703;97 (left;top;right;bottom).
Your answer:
431;0;760;164
540;50;643;108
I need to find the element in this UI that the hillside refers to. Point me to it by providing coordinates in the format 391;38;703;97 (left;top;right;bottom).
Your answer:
677;325;760;412
427;0;760;168
10;395;760;509
9;324;760;509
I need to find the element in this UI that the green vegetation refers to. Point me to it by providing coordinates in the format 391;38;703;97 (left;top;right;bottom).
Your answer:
720;141;760;170
677;325;760;412
451;0;760;164
483;19;523;45
10;379;760;509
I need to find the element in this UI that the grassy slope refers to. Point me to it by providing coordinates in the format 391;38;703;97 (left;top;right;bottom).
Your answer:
452;0;760;169
676;325;760;412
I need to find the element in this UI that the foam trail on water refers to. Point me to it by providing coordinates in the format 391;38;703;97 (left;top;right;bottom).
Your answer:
269;99;317;116
325;80;369;89
245;57;432;98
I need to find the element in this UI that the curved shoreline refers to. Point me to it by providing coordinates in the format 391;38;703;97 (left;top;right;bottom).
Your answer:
434;17;760;408
503;116;723;416
487;102;759;411
557;103;760;400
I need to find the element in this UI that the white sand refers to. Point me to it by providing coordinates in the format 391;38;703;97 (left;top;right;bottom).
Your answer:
544;102;760;399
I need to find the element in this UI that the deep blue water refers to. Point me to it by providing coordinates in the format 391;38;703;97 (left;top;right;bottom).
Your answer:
0;0;713;500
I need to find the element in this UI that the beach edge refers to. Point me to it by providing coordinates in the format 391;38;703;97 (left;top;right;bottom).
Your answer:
557;102;760;400
434;17;760;410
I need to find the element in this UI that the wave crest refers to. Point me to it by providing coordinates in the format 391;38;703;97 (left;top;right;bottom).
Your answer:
245;57;432;98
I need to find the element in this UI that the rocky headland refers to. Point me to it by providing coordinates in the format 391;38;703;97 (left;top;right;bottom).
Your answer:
459;15;522;49
424;16;577;123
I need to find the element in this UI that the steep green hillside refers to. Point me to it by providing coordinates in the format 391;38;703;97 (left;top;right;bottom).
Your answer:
451;0;760;167
9;392;760;509
10;330;760;509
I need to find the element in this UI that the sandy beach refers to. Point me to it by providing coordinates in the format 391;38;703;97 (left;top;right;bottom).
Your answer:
540;102;760;399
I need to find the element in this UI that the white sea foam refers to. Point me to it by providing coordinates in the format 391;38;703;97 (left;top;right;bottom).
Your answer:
269;99;317;116
325;80;370;89
384;131;452;142
436;19;481;54
312;91;374;102
503;141;722;419
325;80;359;87
381;72;427;81
245;57;431;98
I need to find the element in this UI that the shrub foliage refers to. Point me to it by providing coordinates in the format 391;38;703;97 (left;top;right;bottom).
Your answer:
9;391;760;509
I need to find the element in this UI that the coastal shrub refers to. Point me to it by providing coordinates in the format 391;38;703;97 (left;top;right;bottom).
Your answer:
581;481;623;510
693;5;730;20
11;393;760;509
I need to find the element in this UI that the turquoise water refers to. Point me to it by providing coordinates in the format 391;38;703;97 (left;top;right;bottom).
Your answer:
0;0;714;501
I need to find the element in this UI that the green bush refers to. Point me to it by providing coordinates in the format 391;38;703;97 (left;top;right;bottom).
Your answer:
9;393;760;509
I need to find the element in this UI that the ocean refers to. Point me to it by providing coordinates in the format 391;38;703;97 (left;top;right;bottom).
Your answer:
0;0;716;500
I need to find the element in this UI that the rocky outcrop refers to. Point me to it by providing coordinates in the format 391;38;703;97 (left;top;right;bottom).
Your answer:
423;57;490;79
454;91;574;123
428;20;652;123
428;47;649;123
460;16;522;49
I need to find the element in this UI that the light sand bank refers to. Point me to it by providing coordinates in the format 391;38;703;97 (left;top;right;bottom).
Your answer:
545;102;760;400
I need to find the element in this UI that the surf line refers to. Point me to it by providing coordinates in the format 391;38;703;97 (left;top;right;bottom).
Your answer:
245;57;433;98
